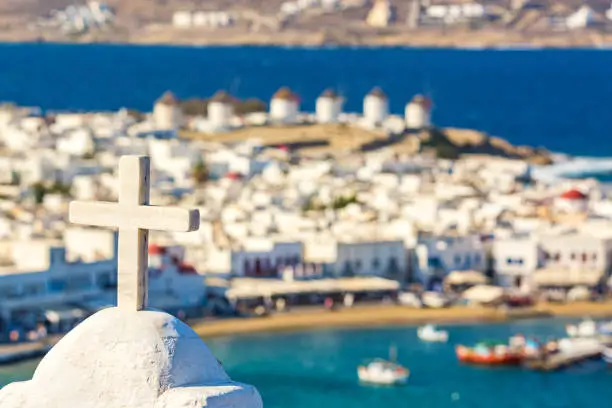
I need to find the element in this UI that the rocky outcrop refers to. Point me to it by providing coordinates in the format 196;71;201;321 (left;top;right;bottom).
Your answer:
419;127;553;164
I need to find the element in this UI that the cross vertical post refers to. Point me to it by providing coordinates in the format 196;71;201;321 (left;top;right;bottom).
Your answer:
69;155;200;312
117;156;150;311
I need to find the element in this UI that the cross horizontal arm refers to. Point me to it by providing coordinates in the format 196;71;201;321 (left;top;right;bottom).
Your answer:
69;201;200;232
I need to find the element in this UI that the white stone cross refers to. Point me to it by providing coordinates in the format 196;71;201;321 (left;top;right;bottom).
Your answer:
69;155;200;311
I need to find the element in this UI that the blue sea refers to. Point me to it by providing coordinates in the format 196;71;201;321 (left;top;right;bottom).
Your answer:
0;44;612;157
1;319;610;407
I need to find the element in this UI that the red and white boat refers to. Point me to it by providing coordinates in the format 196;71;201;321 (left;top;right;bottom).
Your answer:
456;343;523;365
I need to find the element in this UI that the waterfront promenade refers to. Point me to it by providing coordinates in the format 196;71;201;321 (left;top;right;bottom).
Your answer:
1;302;611;365
193;301;612;338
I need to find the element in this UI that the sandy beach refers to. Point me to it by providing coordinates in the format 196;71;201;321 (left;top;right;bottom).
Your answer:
192;302;612;339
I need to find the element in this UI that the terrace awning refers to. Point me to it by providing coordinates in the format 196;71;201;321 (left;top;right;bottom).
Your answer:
445;270;488;286
533;268;604;287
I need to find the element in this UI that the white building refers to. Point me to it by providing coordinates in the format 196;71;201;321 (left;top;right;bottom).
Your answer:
366;0;396;27
0;241;117;333
56;129;95;156
363;87;389;127
207;90;235;132
172;11;193;28
533;231;612;289
566;5;594;29
554;188;588;213
147;245;206;315
492;237;540;291
413;234;486;288
425;3;485;24
270;87;300;124
405;94;431;130
315;89;343;124
153;91;183;132
231;239;304;277
333;240;407;281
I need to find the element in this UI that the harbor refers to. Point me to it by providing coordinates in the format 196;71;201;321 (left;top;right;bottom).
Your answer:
3;316;612;407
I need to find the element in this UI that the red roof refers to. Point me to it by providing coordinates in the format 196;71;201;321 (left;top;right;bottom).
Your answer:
178;263;198;275
149;244;166;255
560;189;587;200
226;172;242;180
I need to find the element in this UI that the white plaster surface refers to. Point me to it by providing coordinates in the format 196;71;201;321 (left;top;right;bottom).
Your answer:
0;307;263;408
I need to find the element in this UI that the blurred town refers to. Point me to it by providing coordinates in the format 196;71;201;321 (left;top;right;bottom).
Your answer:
3;0;612;46
0;85;610;348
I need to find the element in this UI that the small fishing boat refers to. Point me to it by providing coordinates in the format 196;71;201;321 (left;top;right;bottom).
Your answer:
566;318;597;338
358;345;409;385
603;347;612;364
597;321;612;336
417;324;448;342
456;342;523;365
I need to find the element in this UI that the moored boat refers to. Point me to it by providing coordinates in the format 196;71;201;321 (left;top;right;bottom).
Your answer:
357;345;409;386
603;347;612;364
455;342;523;365
566;318;597;338
417;324;449;342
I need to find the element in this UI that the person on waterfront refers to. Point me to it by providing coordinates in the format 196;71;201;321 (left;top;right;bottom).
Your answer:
324;297;335;311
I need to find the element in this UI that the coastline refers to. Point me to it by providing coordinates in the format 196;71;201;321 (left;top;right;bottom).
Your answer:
2;29;612;50
192;302;612;339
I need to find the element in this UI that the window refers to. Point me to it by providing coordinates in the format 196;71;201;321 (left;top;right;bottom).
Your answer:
506;257;513;265
49;279;66;292
592;253;598;261
454;255;461;266
355;260;362;270
97;272;113;288
372;258;381;269
554;253;560;261
24;283;44;296
582;253;587;263
474;254;482;265
571;253;576;260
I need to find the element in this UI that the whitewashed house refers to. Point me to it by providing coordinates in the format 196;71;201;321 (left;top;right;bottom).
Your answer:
231;238;304;277
554;188;589;213
366;0;395;27
333;240;407;281
172;11;193;28
492;237;541;291
533;231;612;289
146;245;206;315
56;129;95;156
413;234;486;288
566;5;595;29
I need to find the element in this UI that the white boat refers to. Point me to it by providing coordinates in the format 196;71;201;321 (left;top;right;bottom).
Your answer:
566;318;597;338
357;346;409;386
597;321;612;335
417;324;448;342
603;347;612;364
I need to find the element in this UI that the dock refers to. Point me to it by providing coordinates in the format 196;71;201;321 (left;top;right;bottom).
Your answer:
524;345;604;371
0;338;59;365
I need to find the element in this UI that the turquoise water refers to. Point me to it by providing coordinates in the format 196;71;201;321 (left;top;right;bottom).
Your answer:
1;45;612;156
2;318;610;407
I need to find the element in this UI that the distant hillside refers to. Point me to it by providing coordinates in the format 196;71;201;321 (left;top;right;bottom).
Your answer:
1;0;611;22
